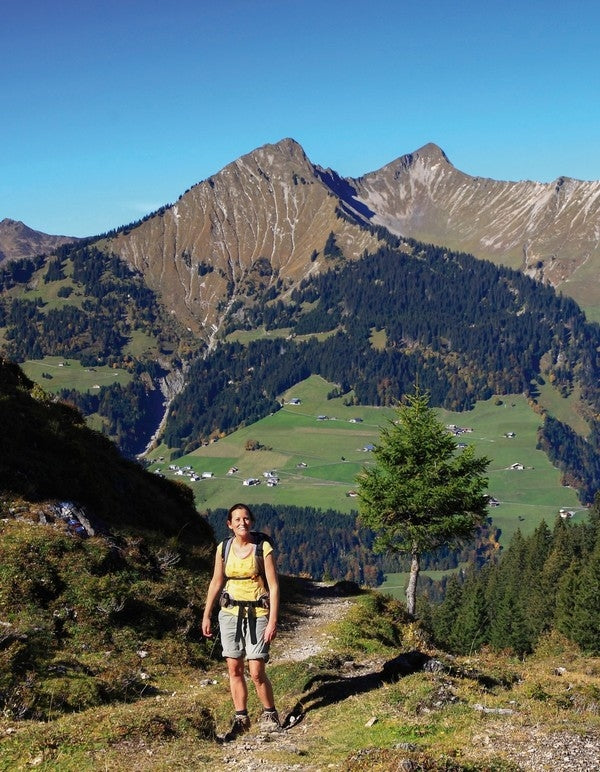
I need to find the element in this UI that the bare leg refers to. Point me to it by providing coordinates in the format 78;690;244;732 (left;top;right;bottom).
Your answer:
226;657;248;711
248;658;275;709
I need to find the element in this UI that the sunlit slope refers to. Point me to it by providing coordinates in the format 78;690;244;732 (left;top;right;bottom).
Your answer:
149;376;581;542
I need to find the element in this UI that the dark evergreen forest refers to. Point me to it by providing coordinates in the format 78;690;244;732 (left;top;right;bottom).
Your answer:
166;240;600;501
1;246;160;362
0;244;183;457
427;498;600;655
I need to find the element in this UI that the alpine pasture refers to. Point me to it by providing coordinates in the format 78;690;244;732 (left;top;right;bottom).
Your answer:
149;375;582;544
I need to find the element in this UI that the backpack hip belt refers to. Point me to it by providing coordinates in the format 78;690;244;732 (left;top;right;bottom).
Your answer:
220;595;270;643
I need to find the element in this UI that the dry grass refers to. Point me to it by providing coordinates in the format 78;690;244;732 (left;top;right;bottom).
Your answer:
0;598;599;771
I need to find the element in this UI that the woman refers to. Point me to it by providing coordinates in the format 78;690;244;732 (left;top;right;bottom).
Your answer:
202;503;280;741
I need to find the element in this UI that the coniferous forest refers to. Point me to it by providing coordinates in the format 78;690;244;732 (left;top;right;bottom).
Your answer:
428;499;600;655
166;238;600;501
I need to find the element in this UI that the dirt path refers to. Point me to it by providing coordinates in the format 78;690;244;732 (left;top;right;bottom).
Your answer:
272;582;355;663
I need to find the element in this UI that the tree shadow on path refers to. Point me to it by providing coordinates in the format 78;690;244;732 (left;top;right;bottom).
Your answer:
282;651;430;729
281;651;510;729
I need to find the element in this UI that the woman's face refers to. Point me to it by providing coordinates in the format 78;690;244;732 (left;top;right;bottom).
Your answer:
227;507;253;538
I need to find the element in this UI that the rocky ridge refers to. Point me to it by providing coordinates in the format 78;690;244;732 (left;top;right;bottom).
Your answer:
101;139;600;335
7;140;600;334
350;143;600;301
0;218;78;263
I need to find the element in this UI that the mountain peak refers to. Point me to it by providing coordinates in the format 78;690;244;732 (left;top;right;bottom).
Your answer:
240;137;311;168
0;219;79;262
412;143;451;164
396;143;452;171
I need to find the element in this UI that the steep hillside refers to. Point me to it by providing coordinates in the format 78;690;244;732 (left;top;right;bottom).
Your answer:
0;218;79;262
0;356;213;544
350;143;600;319
0;356;215;719
103;139;383;338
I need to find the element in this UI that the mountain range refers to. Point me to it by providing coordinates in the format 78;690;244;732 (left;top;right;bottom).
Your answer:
7;138;600;332
98;139;600;330
6;138;600;487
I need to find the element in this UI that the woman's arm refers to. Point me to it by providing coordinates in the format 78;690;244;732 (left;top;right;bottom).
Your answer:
263;552;279;643
202;548;225;638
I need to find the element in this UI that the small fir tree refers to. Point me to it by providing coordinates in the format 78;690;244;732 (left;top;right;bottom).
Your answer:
452;568;490;653
357;389;490;616
569;542;600;654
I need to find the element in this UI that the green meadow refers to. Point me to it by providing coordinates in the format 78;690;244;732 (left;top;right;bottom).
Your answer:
21;357;132;394
149;376;584;547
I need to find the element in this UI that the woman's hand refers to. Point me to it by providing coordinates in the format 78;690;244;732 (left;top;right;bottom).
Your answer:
263;619;277;643
202;616;213;638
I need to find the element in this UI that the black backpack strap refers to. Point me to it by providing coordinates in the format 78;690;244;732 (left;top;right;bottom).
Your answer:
221;536;234;568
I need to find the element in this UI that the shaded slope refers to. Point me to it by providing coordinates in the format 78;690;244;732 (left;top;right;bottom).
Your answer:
0;356;213;548
0;218;79;263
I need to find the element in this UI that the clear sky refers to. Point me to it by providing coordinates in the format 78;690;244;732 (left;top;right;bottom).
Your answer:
3;0;599;237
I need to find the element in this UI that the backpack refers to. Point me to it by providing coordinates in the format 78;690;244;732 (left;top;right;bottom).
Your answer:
221;531;273;580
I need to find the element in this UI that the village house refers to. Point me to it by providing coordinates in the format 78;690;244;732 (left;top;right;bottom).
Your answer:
559;508;575;519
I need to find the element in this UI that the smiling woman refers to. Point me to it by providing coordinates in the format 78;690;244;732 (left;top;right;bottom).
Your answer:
202;503;282;741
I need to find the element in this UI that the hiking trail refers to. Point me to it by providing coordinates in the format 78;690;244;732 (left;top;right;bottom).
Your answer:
217;581;358;771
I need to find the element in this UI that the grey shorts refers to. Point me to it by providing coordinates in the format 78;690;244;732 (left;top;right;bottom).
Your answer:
218;609;271;660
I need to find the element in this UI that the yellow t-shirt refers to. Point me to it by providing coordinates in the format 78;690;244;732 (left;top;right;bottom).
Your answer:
219;538;273;617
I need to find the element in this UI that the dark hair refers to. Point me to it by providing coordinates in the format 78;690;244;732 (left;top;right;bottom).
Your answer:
227;503;255;524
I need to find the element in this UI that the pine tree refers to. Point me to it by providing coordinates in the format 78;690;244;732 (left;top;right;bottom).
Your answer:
569;542;600;653
432;573;463;647
522;521;553;638
358;389;489;616
554;560;580;638
451;568;490;654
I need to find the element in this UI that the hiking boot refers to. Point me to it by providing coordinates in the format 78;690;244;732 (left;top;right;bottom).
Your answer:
222;713;250;742
259;708;282;732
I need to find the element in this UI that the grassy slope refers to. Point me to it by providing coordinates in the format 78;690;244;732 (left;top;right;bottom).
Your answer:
20;356;132;394
0;587;598;770
149;376;582;539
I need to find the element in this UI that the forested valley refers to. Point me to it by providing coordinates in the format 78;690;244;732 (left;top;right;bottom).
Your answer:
166;236;600;503
4;230;600;497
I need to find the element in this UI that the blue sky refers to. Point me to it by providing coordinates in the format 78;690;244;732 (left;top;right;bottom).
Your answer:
3;0;599;237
